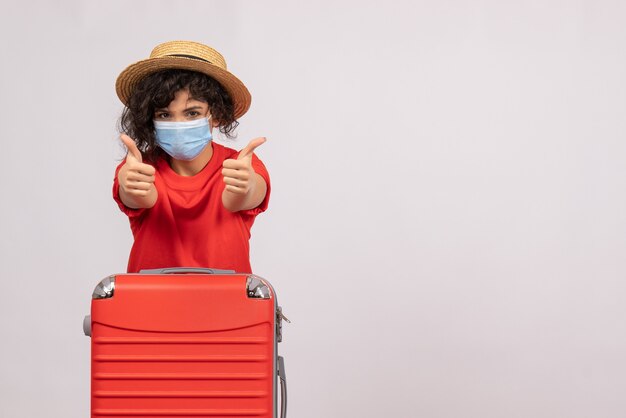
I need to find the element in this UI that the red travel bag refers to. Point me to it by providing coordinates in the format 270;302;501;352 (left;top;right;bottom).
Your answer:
83;268;288;418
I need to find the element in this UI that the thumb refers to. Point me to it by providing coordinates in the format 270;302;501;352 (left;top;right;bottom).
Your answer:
121;134;142;163
238;137;267;160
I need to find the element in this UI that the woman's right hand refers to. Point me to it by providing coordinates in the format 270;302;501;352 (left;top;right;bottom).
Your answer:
118;134;158;208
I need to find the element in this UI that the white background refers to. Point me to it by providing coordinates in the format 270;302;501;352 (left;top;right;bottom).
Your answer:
1;1;625;417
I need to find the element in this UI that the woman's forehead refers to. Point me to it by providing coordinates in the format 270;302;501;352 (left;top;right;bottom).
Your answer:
160;89;208;109
175;89;206;103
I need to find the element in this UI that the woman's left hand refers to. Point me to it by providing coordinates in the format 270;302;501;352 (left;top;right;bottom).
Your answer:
221;137;267;195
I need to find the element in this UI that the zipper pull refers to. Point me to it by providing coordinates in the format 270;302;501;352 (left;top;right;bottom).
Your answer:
276;306;290;343
279;310;291;323
277;306;291;323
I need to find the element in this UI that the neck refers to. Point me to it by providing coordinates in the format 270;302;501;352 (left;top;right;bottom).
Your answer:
169;142;214;176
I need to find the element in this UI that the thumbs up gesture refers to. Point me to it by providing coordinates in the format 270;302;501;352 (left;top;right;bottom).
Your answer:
221;137;267;195
117;134;157;208
221;137;268;212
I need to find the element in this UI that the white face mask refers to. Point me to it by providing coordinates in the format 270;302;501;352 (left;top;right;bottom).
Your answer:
154;117;212;161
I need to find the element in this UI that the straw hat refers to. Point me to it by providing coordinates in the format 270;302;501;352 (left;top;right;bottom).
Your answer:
115;40;251;119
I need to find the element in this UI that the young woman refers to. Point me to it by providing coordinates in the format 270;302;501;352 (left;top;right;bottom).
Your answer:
113;40;270;273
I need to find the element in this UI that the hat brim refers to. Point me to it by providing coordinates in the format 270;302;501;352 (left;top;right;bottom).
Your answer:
115;56;251;119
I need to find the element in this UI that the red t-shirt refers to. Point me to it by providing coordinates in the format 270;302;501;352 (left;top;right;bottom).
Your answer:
113;142;270;273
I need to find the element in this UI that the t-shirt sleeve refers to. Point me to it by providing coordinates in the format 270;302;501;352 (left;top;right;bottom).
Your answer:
112;160;147;218
240;153;271;216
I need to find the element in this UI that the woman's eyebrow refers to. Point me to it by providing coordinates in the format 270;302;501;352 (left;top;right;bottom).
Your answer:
155;106;204;112
183;106;204;111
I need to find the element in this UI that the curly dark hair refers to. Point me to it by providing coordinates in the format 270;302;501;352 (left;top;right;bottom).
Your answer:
119;69;238;162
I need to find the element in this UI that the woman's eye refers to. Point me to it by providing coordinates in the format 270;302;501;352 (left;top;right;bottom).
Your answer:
187;111;200;117
156;113;169;119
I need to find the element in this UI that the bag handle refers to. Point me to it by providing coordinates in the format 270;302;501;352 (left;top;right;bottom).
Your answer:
139;267;236;275
278;356;287;418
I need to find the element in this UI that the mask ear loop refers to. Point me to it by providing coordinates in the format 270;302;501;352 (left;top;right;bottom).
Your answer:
207;114;215;140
